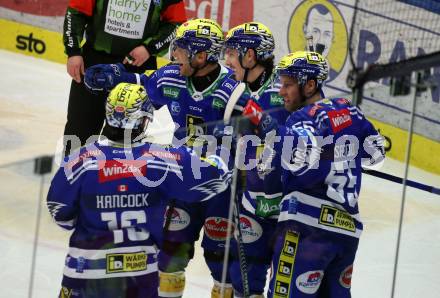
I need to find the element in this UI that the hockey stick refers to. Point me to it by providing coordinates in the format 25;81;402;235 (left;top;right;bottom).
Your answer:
363;169;440;195
225;132;250;298
219;145;250;297
219;82;251;296
223;82;246;124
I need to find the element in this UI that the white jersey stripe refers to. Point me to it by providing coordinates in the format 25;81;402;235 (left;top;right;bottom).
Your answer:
157;77;185;85
63;262;158;279
67;245;157;259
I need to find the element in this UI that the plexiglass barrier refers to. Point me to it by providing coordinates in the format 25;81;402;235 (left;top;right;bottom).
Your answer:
1;98;439;298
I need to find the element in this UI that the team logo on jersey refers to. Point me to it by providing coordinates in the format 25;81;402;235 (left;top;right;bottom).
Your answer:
204;217;232;241
163;86;180;99
339;265;353;288
327;108;352;133
165;207;191;231
296;270;324;294
186;115;206;147
287;0;348;82
237;215;262;243
319;205;356;232
170;101;181;115
47;201;67;218
106;252;147;273
274;231;299;297
98;160;146;183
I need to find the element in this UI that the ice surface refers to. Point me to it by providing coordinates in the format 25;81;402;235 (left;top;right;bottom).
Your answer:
0;50;439;298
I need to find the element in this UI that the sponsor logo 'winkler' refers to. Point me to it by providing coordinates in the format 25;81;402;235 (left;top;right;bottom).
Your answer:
328;109;352;133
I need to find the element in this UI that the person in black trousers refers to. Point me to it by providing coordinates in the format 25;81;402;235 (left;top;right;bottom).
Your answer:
63;0;186;155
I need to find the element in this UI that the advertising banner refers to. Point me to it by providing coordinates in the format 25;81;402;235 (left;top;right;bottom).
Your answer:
1;0;439;172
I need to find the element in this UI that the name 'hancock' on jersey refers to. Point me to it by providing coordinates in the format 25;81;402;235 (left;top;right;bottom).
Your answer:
47;139;230;282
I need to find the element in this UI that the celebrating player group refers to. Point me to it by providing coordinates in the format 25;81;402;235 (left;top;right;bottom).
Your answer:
48;16;385;298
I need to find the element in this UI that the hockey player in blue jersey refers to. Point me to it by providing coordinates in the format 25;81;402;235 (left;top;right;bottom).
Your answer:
84;18;238;149
46;83;230;298
244;51;385;297
83;19;239;298
219;22;290;297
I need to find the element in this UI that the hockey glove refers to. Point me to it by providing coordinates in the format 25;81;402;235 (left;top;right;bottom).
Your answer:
232;95;252;113
242;100;278;137
212;123;237;161
84;63;136;94
213;123;234;140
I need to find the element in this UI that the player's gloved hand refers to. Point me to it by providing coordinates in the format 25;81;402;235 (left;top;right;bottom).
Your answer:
84;63;135;94
213;124;234;139
242;100;278;137
232;95;252;113
213;123;237;154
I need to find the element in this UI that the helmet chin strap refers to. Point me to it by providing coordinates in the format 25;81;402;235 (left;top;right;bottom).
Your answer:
238;49;258;83
190;59;208;77
187;52;209;77
298;81;320;106
133;117;152;143
171;52;208;77
242;67;250;83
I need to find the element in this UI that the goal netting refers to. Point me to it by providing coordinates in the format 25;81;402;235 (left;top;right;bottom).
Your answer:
347;0;440;101
350;0;440;67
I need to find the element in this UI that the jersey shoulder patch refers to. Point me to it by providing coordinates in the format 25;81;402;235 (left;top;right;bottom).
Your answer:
155;65;186;99
156;64;181;78
64;145;104;172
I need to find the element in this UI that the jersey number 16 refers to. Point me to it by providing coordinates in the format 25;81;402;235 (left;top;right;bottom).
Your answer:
101;211;149;244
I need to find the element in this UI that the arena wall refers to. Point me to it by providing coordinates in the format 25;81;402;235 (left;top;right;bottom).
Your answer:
1;0;439;174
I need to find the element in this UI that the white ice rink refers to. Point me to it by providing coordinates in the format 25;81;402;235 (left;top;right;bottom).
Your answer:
0;50;439;298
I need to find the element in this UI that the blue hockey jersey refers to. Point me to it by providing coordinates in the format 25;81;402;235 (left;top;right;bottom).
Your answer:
239;74;290;219
139;64;239;147
267;97;384;238
47;139;230;280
